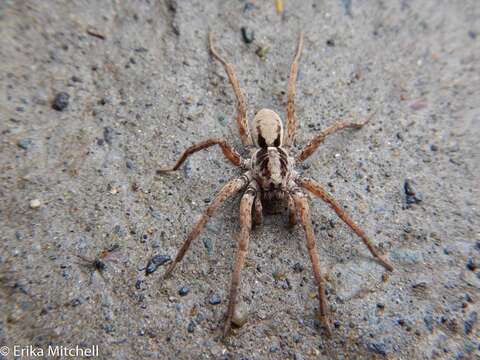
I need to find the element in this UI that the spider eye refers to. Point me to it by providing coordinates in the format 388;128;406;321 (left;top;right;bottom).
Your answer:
258;134;267;148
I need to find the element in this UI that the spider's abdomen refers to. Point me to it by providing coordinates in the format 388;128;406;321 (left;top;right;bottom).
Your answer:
252;147;293;196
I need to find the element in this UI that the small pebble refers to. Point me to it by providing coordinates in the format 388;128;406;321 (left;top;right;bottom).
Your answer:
464;311;477;334
52;92;70;111
187;321;195;333
178;287;190;297
326;39;335;47
293;262;304;273
466;257;476;271
241;27;255;44
203;238;213;255
367;342;387;356
17;138;32;150
145;255;171;275
404;179;422;205
430;144;439;151
232;303;248;327
29;199;41;208
103;126;114;145
208;294;221;305
255;46;270;60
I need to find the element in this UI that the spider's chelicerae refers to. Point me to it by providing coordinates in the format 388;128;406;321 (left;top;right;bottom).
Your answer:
160;33;394;338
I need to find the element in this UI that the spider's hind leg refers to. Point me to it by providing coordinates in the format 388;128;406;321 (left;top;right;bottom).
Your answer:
253;194;263;226
223;183;256;338
287;193;297;227
290;187;332;336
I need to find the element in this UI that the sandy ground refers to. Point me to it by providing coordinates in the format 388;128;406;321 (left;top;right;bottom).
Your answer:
1;1;479;359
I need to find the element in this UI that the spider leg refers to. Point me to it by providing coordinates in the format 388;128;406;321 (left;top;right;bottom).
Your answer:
296;111;376;163
284;32;305;146
287;193;297;227
297;177;394;272
290;188;331;335
209;33;253;147
223;184;256;338
164;174;250;278
253;194;263;226
157;139;245;173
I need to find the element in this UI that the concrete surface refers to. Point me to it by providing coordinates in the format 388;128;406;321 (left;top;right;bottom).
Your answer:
1;1;479;359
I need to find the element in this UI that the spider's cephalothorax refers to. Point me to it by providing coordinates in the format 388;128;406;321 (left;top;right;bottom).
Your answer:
251;109;295;200
159;32;394;339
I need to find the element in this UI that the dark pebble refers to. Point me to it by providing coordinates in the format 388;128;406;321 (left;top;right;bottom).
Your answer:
326;39;335;47
178;287;190;296
243;2;256;12
17;138;32;150
376;303;385;309
241;27;255;44
293;262;304;273
404;179;422;205
464;311;477;334
126;160;134;169
71;75;82;83
468;30;477;39
103;126;114;145
208;294;221;305
52;92;70;111
424;313;434;333
367;342;387;356
145;254;171;275
15;230;23;241
103;324;114;333
466;257;476;271
187;321;195;333
135;279;142;290
203;237;213;255
70;298;82;307
430;144;439;151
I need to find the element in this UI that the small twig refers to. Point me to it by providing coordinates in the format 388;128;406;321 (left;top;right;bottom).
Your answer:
86;27;106;40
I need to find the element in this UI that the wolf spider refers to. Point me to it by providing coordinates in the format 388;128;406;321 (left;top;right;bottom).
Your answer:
160;32;394;338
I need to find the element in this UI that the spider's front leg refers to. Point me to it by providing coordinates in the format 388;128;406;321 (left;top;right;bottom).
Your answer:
290;188;332;335
223;183;257;338
164;174;250;278
157;139;245;173
296;111;376;163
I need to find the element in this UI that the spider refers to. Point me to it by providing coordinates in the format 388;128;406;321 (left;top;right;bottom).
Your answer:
159;32;394;338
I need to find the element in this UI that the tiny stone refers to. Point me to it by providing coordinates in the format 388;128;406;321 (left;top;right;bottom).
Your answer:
203;238;213;255
103;126;114;145
430;144;439;151
367;342;387;356
208;294;221;305
326;39;335;47
52;92;70;111
293;262;304;273
29;199;41;208
145;254;171;275
232;302;249;327
178;287;190;296
187;321;195;333
15;230;23;241
466;257;476;271
241;27;255;44
17;138;32;150
464;311;477;334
